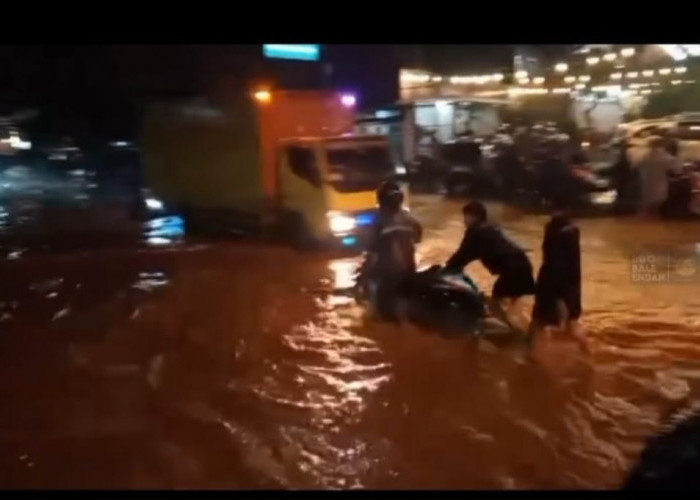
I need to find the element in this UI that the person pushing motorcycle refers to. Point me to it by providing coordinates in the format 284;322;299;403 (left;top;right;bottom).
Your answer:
444;201;535;332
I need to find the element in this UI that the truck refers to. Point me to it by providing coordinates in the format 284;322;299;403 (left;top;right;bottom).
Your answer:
141;89;405;248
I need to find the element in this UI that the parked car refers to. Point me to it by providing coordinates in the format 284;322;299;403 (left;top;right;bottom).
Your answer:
622;113;700;165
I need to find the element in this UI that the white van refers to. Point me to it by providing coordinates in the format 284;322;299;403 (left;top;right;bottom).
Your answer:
623;114;700;165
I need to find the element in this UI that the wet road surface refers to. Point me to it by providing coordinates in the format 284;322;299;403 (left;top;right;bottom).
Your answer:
2;180;700;488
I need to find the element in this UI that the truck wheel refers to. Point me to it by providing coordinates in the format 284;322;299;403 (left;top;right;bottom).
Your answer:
285;213;317;251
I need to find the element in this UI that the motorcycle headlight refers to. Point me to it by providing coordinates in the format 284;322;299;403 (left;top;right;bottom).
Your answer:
327;211;356;234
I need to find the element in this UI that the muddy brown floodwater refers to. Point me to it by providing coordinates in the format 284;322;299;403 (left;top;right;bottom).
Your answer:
1;195;700;489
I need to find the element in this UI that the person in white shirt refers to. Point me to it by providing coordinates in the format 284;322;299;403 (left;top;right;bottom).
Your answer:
637;136;683;216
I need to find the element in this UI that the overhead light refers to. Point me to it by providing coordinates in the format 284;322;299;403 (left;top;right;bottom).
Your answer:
578;75;591;82
340;94;356;107
518;77;530;84
586;56;600;65
627;71;639;79
491;73;504;82
620;47;636;58
514;70;528;79
642;70;654;77
553;87;570;94
402;71;431;84
533;77;545;85
564;76;576;83
431;76;443;82
575;83;586;90
603;53;617;62
672;80;682;85
611;72;622;80
253;89;272;103
659;68;672;75
641;89;652;95
675;66;688;74
555;63;568;73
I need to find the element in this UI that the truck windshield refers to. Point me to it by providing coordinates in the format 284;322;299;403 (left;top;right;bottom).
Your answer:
325;144;395;192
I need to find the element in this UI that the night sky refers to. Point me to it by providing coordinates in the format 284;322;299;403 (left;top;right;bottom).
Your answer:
0;44;574;139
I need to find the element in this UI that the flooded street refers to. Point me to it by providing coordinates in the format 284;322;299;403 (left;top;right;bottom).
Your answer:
2;183;700;488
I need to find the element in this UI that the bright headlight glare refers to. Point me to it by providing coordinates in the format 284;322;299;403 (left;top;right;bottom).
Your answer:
145;197;164;211
327;211;356;234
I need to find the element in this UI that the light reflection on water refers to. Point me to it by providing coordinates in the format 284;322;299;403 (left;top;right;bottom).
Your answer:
144;216;185;247
2;196;700;488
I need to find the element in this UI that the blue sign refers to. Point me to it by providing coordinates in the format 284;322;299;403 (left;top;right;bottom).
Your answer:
263;44;320;61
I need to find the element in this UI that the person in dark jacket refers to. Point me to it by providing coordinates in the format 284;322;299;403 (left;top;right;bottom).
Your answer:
611;139;634;211
530;209;582;339
360;180;422;321
444;201;535;331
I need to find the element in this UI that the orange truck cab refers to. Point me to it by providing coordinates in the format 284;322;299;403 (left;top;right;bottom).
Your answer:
141;89;406;248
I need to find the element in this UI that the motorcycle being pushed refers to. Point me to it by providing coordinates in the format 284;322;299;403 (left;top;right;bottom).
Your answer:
354;264;513;337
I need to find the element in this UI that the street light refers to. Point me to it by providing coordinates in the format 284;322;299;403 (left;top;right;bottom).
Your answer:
621;47;636;58
555;62;568;73
586;56;600;66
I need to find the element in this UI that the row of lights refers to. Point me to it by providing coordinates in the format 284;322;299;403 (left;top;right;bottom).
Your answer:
552;47;636;73
517;66;689;87
584;47;636;66
401;62;690;89
401;71;508;86
506;78;697;99
610;66;687;80
448;74;504;85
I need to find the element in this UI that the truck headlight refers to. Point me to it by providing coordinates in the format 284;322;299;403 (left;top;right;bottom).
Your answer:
327;211;356;234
